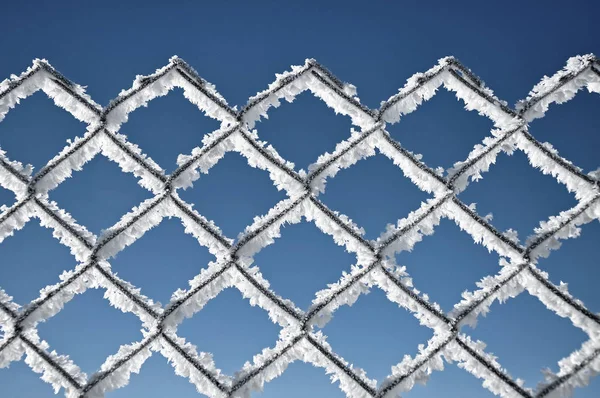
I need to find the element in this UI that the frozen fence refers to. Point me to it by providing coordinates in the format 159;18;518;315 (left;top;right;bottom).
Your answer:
0;54;599;397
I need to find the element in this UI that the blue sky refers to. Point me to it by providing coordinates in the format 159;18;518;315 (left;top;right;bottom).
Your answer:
0;0;599;397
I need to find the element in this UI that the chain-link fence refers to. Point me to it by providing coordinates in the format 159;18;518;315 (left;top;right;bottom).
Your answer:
0;54;599;397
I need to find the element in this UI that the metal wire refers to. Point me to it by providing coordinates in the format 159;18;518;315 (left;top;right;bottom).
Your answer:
0;54;598;397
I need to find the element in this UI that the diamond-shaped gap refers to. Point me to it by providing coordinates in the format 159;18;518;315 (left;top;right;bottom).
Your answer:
36;288;143;376
109;217;215;306
385;89;495;172
251;361;346;398
107;353;206;397
320;153;430;240
528;92;600;175
402;359;497;398
535;220;600;314
252;92;356;172
177;287;281;376
468;292;589;391
0;91;87;170
0;221;75;305
178;152;287;239
323;287;434;384
50;155;152;235
395;218;502;314
252;221;358;310
119;89;221;173
0;359;58;397
458;149;578;240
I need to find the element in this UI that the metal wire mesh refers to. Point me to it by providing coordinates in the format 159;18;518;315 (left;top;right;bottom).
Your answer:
0;54;599;397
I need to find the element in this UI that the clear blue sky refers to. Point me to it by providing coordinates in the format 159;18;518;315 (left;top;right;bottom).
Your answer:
0;0;599;397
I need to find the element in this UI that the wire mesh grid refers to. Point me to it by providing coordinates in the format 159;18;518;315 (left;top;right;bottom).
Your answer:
0;54;599;397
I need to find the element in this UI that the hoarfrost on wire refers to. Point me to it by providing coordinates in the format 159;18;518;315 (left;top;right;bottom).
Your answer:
0;53;598;397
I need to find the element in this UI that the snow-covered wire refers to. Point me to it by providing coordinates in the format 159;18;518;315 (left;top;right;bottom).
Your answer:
0;54;598;397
